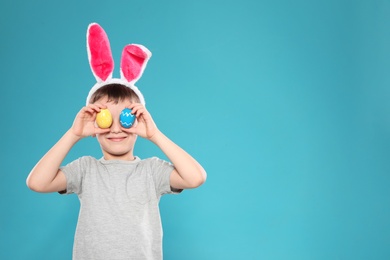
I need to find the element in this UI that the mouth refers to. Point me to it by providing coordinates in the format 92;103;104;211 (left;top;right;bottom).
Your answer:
107;136;127;142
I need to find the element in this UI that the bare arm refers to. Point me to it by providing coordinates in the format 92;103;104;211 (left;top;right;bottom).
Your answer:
151;131;207;189
126;103;207;189
26;130;81;192
26;104;109;193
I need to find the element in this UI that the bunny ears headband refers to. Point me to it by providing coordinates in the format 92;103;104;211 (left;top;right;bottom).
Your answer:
85;23;151;105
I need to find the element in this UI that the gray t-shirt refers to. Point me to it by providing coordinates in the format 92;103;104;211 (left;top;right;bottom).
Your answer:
60;156;180;260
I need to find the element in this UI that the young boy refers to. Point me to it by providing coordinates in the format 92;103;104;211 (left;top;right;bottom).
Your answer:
26;83;207;259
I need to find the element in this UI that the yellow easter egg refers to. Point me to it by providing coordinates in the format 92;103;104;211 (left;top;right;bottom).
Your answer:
96;109;113;129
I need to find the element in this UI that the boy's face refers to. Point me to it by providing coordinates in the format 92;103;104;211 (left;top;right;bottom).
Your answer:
94;97;137;161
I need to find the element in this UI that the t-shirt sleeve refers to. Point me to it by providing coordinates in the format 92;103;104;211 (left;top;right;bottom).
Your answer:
148;157;182;195
59;157;87;195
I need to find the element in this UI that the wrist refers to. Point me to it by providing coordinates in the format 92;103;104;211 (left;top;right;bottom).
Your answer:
66;129;84;143
149;130;165;144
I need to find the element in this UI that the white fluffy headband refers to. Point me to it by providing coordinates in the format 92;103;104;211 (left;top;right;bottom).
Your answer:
85;23;152;105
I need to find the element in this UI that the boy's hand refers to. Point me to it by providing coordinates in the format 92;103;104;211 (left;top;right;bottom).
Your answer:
123;103;159;140
71;103;110;138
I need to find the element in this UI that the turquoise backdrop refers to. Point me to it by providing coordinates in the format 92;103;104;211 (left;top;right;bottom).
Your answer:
1;0;389;259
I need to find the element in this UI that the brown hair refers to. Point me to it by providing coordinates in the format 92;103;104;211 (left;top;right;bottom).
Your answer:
89;83;141;104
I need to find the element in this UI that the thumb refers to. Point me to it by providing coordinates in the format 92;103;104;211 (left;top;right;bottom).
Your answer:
124;126;138;135
94;128;110;135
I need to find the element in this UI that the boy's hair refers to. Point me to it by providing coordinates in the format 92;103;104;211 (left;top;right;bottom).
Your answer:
89;83;141;104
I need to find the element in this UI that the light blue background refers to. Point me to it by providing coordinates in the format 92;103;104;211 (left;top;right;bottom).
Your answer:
1;0;389;259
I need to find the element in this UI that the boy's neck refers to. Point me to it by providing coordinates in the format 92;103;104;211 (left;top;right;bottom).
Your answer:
103;153;136;161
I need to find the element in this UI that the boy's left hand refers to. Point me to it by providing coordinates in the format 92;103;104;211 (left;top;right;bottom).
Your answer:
122;103;159;140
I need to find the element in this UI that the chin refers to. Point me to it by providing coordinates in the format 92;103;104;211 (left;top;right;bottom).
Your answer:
106;149;133;158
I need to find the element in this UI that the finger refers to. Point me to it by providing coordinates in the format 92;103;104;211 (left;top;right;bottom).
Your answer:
95;103;107;109
127;103;141;109
135;108;146;118
131;105;149;118
80;106;93;113
122;127;136;134
80;106;97;116
94;127;111;135
88;103;106;112
128;103;144;114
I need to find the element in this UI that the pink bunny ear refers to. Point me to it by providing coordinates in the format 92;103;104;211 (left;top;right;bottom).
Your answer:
120;44;152;85
87;23;114;82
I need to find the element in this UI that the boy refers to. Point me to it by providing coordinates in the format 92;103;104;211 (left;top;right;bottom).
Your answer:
26;83;207;259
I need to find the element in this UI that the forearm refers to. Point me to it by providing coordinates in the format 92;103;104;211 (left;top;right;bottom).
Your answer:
26;129;81;192
150;131;207;188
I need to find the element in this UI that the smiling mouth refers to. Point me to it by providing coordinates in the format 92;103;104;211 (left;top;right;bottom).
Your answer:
107;137;127;142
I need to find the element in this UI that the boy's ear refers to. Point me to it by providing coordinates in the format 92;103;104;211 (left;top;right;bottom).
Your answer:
120;44;152;85
87;23;114;82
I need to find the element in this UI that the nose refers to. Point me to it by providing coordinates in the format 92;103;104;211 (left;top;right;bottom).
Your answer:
110;118;122;134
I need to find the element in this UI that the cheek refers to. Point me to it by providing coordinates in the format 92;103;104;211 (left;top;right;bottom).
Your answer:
95;135;105;144
126;134;137;143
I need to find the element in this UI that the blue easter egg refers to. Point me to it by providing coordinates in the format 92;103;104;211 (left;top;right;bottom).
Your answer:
120;108;136;128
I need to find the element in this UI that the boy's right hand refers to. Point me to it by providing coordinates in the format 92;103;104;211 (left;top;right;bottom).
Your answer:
71;103;110;138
